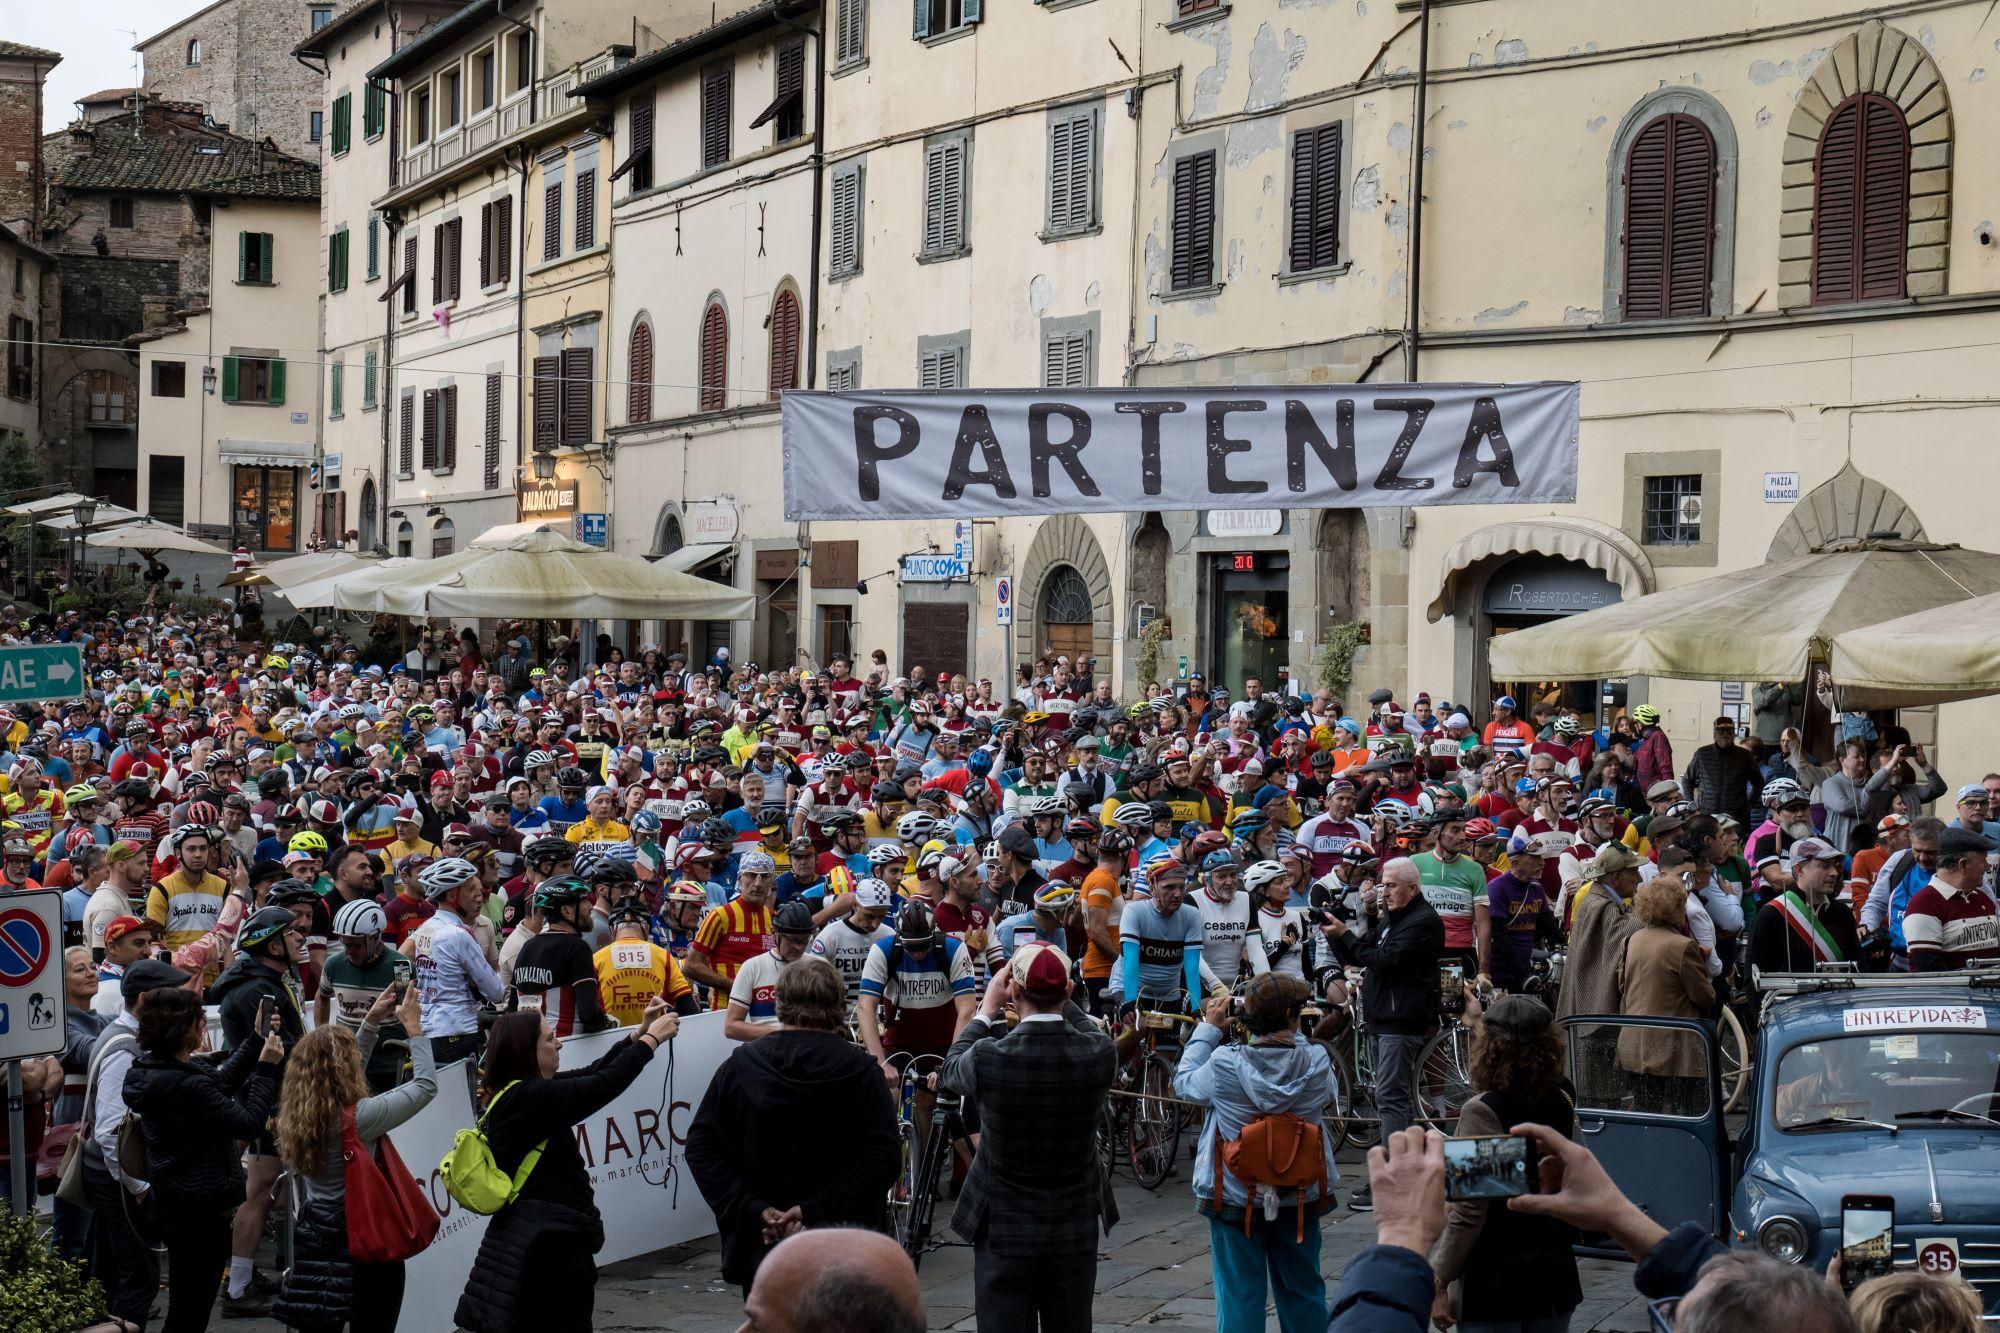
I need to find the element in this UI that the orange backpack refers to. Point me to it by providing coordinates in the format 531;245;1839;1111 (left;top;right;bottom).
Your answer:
1215;1112;1327;1242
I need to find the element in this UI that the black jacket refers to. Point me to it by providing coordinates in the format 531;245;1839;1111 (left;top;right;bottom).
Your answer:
210;951;306;1055
1331;895;1445;1036
941;1004;1118;1257
454;1038;655;1333
122;1039;281;1212
685;1028;899;1286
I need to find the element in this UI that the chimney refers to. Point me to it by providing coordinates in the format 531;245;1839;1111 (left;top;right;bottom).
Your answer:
0;47;60;238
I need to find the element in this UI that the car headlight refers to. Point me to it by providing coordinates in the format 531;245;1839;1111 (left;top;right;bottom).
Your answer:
1757;1216;1810;1264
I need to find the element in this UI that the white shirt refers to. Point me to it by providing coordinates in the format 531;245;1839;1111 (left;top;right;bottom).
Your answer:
1197;889;1256;987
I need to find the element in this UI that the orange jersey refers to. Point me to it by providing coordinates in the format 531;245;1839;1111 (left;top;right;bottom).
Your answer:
693;899;773;1010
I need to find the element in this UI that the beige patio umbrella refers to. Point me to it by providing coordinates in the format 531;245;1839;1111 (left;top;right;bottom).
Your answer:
82;519;233;558
326;529;756;620
1828;591;2000;708
1487;539;2000;685
34;501;143;532
227;548;382;590
282;556;418;610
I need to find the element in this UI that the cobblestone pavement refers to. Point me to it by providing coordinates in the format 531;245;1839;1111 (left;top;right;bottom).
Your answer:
232;1145;1659;1331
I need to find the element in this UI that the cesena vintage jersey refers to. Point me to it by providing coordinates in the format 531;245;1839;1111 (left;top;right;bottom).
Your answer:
808;917;893;1004
1196;889;1258;986
592;938;693;1026
859;934;974;1054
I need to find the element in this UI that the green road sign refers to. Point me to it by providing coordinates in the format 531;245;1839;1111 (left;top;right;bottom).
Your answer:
0;644;84;705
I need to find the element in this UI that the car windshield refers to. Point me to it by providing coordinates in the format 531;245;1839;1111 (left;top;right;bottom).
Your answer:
1775;1032;2000;1132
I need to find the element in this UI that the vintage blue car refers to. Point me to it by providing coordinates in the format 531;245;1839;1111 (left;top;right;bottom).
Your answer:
1568;971;2000;1314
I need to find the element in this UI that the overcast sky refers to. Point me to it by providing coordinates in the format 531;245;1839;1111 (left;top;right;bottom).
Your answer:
14;1;216;131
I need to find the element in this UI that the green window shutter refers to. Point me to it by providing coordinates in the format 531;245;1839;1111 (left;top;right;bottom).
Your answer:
268;358;286;406
363;346;377;408
334;95;350;154
913;0;930;39
367;214;380;279
238;231;250;282
330;361;343;416
962;0;981;21
328;234;338;289
221;355;239;402
259;232;274;282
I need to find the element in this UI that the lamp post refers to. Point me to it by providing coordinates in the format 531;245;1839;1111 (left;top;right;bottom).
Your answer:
68;497;95;597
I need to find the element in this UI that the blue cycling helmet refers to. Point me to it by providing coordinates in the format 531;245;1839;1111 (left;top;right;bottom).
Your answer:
967;749;994;777
1201;848;1239;872
630;809;663;834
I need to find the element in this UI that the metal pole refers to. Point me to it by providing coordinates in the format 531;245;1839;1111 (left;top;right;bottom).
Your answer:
6;1061;26;1216
1404;0;1431;382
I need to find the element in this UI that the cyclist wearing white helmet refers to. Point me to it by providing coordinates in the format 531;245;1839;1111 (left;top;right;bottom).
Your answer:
314;897;415;1092
406;856;505;1066
1747;776;1817;892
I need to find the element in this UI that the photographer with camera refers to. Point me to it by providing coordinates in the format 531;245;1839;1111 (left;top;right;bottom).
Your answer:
1174;971;1336;1333
1321;856;1444;1211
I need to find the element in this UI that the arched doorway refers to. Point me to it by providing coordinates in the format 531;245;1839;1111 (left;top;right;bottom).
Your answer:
1040;566;1095;663
394;518;414;558
1484;554;1623;718
357;479;377;551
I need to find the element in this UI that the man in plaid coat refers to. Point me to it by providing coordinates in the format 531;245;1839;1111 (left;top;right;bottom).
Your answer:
942;942;1118;1332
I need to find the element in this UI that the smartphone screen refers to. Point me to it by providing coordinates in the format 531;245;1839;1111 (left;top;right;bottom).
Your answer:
1440;961;1464;1006
1841;1195;1895;1292
1443;1135;1534;1201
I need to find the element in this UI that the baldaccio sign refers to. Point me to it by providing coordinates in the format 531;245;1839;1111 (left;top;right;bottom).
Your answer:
781;383;1578;521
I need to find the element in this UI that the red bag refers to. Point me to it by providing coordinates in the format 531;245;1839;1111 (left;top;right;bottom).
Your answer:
341;1106;440;1264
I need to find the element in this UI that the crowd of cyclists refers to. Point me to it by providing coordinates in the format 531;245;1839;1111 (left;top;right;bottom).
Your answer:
7;602;1997;1329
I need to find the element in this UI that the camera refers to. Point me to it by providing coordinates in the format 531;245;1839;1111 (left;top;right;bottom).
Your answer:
1439;962;1466;1015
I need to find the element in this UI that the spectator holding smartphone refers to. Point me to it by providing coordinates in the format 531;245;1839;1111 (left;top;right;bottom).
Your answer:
1429;992;1580;1331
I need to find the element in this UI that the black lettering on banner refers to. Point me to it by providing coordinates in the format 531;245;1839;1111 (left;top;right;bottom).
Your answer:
1115;400;1186;496
572;1120;596;1168
1285;398;1357;492
853;406;920;501
1371;398;1436;491
942;405;1018;501
634;1106;665;1155
1451;395;1521;488
1205;399;1268;495
1027;402;1101;498
602;1114;632;1163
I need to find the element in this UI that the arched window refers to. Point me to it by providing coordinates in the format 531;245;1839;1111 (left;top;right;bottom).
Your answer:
358;479;377;550
431;517;455;557
1039;564;1094;663
1621;114;1716;319
627;319;654;423
767;287;800;399
395;518;414;558
187;38;202;65
697;299;727;412
1813;93;1910;305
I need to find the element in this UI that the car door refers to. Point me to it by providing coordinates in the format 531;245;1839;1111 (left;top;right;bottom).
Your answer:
1562;1014;1727;1255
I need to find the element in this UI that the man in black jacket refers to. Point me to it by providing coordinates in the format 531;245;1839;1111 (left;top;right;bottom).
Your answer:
686;957;899;1293
1323;855;1444;1210
1681;716;1762;829
942;942;1117;1333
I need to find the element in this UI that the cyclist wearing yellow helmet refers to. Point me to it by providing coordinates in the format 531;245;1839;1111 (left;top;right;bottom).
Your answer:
993;879;1080;959
1629;701;1677;795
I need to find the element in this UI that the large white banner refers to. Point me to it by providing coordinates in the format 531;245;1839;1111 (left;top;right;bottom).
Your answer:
390;1012;738;1333
781;383;1580;521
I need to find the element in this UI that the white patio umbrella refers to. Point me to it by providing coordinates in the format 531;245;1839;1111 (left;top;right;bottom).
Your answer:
1828;591;2000;708
327;529;756;620
282;556;419;610
228;549;382;590
82;519;233;558
3;491;105;518
35;501;143;532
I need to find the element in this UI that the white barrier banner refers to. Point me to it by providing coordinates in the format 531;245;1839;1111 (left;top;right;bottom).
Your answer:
392;1012;738;1333
780;382;1580;520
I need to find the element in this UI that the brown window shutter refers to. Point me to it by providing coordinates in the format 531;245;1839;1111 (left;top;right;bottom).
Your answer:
431;225;444;305
560;346;592;445
484;373;503;491
440;384;458;471
1814;94;1908;305
399;391;414;475
421;388;439;470
479;203;493;287
543;181;562;261
767;289;799;399
1288;123;1340;273
613;98;655;189
1171;151;1216;290
402;234;418;313
702;66;732;168
494;196;513;285
445;217;462;301
699;302;727;412
628;322;654;423
532;355;560;448
1622;114;1714;320
575;169;595;250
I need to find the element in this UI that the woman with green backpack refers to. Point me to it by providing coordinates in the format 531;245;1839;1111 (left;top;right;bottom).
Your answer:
454;998;680;1332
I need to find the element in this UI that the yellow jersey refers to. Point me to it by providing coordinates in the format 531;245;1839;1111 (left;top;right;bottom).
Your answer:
592;938;693;1025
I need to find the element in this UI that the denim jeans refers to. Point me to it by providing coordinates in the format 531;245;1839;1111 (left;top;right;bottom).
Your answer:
1374;1032;1426;1137
1208;1214;1327;1333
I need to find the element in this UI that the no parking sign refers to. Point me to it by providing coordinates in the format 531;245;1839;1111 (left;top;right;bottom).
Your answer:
995;576;1013;625
0;890;64;1061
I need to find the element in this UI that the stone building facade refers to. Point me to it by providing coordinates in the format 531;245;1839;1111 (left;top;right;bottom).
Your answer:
138;0;329;160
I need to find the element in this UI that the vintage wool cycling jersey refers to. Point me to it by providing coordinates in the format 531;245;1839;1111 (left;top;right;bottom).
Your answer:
1119;900;1204;1000
808;917;893;1004
727;950;794;1025
1293;813;1369;879
145;869;227;954
1080;867;1123;980
4;788;63;857
1196;889;1258;986
592;938;694;1026
513;930;609;1035
858;934;974;1054
693;898;774;1010
1412;850;1488;952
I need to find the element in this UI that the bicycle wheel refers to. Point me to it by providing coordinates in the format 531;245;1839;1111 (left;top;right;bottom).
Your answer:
1096;1101;1119;1181
901;1102;955;1267
1320;1042;1356;1151
1416;1024;1473;1129
1717;1004;1750;1113
1127;1052;1182;1190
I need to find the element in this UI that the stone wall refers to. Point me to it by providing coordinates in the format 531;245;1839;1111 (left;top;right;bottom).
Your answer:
141;0;322;160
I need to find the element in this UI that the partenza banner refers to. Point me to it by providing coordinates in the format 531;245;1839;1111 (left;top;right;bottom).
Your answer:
781;382;1578;520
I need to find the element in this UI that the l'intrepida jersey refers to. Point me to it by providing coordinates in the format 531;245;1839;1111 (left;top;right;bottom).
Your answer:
858;934;975;1054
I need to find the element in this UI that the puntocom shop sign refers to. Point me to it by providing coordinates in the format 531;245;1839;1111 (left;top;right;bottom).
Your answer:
780;382;1580;521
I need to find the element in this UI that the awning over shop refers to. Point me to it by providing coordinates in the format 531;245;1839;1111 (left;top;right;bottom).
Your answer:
1829;590;2000;708
1426;517;1654;623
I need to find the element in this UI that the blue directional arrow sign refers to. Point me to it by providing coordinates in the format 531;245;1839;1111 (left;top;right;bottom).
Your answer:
0;644;84;706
